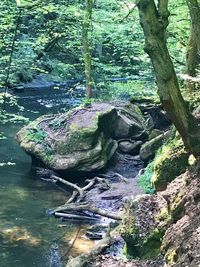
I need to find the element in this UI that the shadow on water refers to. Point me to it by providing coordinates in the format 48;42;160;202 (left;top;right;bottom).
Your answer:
0;88;94;267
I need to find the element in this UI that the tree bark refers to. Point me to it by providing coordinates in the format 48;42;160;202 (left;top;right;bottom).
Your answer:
82;0;94;99
186;0;200;50
185;26;198;91
136;0;200;157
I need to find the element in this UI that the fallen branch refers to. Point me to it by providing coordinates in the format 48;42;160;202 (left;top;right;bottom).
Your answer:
52;203;122;221
55;212;99;221
99;172;128;183
51;175;84;198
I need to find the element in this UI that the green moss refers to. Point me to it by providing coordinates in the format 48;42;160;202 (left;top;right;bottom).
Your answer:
170;192;185;221
156;207;171;224
121;204;164;260
24;128;47;144
138;161;155;194
56;127;99;154
165;249;178;265
139;228;165;259
123;226;165;259
152;138;189;191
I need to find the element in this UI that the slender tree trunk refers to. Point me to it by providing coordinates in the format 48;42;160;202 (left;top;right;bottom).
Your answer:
136;0;200;157
82;0;93;99
185;26;198;91
186;0;200;50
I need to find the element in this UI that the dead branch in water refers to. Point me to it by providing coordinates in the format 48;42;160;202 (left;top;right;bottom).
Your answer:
53;203;122;221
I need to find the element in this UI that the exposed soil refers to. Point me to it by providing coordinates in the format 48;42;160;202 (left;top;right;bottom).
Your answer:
86;152;144;211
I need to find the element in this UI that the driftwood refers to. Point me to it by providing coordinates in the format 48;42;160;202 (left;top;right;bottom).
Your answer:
55;212;99;221
52;203;122;221
38;168;122;221
99;172;128;183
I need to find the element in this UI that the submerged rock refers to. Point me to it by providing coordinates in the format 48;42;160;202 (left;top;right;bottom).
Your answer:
17;102;146;173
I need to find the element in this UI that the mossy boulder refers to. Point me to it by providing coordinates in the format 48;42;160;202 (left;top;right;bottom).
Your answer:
17;102;146;173
119;195;166;260
139;134;165;162
151;139;189;191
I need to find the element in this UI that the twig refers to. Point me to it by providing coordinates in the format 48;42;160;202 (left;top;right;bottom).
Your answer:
61;226;81;261
51;175;84;198
66;191;78;204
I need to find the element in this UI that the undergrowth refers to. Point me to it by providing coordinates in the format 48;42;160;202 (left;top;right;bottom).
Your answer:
138;161;155;194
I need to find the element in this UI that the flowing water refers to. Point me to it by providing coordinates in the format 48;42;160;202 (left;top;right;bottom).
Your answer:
0;87;94;267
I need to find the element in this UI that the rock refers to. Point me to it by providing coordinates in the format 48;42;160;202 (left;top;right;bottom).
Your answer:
141;104;171;130
17;102;146;173
118;140;142;155
149;129;163;140
119;168;200;265
119;194;166;260
151;139;189;191
17;103;118;172
139;134;165;162
114;103;148;140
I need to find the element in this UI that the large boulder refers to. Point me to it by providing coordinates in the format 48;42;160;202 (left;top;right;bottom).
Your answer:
17;103;146;173
114;102;148;140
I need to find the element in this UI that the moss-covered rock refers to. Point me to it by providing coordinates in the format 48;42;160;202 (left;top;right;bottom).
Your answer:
121;167;200;266
151;139;189;191
119;195;167;260
139;134;165;162
17;102;146;173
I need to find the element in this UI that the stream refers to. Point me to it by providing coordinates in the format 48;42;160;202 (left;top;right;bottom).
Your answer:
0;87;95;267
0;84;144;267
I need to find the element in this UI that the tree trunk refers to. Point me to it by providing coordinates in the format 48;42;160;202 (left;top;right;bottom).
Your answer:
82;0;93;99
136;0;200;157
185;26;198;91
186;0;200;50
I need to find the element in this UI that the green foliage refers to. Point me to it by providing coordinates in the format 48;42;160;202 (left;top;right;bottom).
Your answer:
138;161;155;194
0;93;29;124
96;80;158;101
25;129;47;143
